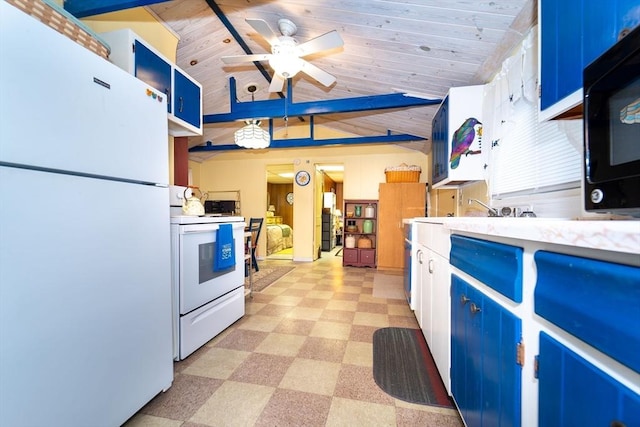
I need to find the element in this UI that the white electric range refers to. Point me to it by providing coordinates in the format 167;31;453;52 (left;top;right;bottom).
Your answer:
169;189;246;360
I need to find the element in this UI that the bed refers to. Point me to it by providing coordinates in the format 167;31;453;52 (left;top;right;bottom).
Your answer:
266;224;293;255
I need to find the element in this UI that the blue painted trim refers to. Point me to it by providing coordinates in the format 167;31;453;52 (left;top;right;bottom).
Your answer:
190;132;426;152
64;0;168;18
450;234;523;303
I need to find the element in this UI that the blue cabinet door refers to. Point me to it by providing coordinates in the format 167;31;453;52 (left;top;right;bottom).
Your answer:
451;275;522;427
452;276;480;424
540;0;640;112
431;96;449;185
539;332;640;426
481;293;522;427
464;284;483;427
134;40;172;114
451;275;468;413
173;69;201;129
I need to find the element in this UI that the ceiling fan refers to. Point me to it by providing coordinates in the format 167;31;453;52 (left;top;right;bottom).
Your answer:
221;18;344;92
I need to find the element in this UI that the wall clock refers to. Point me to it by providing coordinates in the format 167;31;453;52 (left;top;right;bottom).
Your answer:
286;192;294;205
295;170;310;186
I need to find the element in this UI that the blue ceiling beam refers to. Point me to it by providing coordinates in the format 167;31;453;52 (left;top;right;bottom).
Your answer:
203;77;441;123
64;0;171;18
203;0;281;96
190;116;425;152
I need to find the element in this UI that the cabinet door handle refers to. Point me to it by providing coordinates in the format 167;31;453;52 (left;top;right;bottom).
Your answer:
470;302;481;314
460;294;470;305
179;96;184;113
428;258;434;273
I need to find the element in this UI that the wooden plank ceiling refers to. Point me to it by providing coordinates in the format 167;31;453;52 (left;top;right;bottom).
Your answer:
147;0;535;161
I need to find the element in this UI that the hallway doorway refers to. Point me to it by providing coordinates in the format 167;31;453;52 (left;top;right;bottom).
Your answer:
266;164;294;260
316;164;344;256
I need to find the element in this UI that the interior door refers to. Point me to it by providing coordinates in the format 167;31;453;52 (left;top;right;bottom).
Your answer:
266;164;294;259
378;183;403;268
314;168;323;260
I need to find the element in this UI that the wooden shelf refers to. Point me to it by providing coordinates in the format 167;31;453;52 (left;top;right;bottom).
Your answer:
342;199;377;268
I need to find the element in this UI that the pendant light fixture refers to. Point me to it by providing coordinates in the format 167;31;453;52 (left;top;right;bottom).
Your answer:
234;120;270;149
234;84;270;149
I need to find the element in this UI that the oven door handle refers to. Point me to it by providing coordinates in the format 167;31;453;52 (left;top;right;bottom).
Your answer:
178;222;246;234
179;223;221;234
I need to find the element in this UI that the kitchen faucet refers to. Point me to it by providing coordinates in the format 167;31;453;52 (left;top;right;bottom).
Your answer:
468;199;500;217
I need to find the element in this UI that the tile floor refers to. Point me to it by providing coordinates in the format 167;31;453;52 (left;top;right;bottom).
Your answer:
125;250;464;427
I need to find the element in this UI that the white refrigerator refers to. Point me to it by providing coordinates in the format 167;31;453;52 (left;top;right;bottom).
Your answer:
0;3;173;426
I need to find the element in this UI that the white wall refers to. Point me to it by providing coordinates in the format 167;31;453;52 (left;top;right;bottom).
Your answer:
196;144;428;261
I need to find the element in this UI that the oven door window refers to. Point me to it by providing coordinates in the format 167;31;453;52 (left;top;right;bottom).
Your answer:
199;241;236;284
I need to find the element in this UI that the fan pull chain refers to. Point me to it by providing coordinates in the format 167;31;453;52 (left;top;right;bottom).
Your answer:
283;94;289;136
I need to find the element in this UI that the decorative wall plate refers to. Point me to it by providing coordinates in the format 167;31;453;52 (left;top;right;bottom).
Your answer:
286;192;294;204
295;170;310;186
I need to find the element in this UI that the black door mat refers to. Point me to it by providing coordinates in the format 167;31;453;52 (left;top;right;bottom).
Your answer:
373;327;453;407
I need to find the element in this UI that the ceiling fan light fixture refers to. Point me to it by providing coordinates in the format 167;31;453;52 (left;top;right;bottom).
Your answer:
221;18;343;92
270;56;303;78
234;120;270;149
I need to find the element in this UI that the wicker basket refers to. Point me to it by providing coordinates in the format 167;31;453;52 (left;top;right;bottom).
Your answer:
385;170;421;183
357;237;373;249
7;0;110;59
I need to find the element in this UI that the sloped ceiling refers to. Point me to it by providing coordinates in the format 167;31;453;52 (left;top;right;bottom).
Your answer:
146;0;536;161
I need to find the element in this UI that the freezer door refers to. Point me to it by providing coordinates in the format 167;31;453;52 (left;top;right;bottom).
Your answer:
0;167;173;427
0;2;168;184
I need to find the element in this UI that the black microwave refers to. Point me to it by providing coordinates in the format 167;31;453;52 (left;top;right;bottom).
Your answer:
583;24;640;217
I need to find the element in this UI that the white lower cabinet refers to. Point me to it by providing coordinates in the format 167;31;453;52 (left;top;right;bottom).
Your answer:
429;250;450;392
414;223;451;394
414;245;427;332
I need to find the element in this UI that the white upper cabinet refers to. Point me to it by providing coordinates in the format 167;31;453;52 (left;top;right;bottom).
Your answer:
431;85;485;189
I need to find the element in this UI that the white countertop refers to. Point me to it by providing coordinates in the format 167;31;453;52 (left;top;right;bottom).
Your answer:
412;217;640;255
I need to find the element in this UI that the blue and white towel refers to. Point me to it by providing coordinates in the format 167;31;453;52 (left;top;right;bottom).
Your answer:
214;224;235;271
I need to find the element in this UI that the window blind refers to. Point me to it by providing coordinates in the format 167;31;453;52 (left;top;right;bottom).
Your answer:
491;100;582;197
488;26;583;199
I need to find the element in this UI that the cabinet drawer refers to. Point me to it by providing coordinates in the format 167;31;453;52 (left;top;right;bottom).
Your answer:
416;223;432;247
360;249;376;265
343;248;358;264
450;235;523;303
534;251;640;373
431;224;450;259
415;223;449;259
538;332;640;427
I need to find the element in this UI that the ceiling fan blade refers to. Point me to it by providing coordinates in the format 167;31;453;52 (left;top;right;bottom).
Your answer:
269;74;286;92
246;18;279;45
297;30;344;57
221;53;271;64
299;60;336;87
